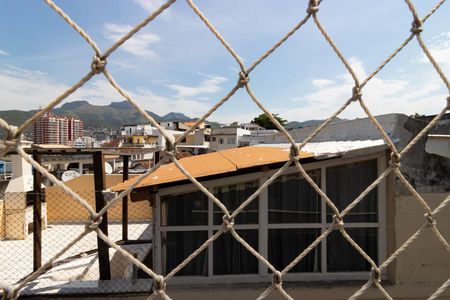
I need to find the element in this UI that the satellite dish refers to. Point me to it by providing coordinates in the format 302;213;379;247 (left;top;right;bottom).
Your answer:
105;162;113;174
62;170;81;182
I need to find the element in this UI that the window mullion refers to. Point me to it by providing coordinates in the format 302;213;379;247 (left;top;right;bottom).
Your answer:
259;174;268;276
321;166;327;274
208;186;213;277
155;193;162;274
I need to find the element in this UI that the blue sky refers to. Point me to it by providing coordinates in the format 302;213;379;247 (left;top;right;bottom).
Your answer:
0;0;449;123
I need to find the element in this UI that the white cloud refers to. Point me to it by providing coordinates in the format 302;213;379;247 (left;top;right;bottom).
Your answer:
133;0;172;20
0;65;68;110
276;57;446;122
312;79;334;87
0;65;209;117
0;49;10;56
417;32;450;68
111;60;138;70
103;22;160;60
166;75;228;98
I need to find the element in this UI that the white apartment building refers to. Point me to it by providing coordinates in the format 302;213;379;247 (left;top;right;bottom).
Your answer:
210;127;251;151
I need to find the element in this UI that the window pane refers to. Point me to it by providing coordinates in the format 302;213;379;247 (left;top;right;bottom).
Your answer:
268;171;321;223
162;231;208;276
161;191;208;226
268;229;321;273
326;159;378;222
327;228;378;272
213;181;259;225
213;230;258;275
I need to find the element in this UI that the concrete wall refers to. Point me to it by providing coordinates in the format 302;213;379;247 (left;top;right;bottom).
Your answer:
394;192;450;285
45;175;152;223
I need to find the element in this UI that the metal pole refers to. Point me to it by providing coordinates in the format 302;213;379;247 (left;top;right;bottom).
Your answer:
32;152;42;271
122;155;129;241
93;151;111;280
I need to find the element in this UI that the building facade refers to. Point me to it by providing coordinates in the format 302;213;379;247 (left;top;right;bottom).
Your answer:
33;112;83;145
210;127;251;151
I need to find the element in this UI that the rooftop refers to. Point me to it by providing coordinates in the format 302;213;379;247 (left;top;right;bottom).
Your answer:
111;146;313;191
112;140;387;192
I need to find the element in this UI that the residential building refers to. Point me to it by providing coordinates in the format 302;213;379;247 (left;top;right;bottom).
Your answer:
68;117;84;142
33;112;61;144
158;121;192;132
121;122;211;155
210;127;250;151
72;136;96;148
159;121;211;154
239;122;279;146
33;112;83;145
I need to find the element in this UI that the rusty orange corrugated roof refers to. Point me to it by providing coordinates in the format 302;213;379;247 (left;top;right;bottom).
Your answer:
111;146;313;191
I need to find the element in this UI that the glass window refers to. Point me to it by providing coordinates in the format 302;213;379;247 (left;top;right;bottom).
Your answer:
326;159;378;223
213;230;258;275
227;137;235;144
162;231;208;276
158;157;382;279
327;228;378;272
213;181;259;225
268;170;321;223
161;191;208;226
269;229;321;273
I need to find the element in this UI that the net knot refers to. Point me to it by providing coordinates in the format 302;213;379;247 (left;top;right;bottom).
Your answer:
238;72;250;88
352;86;362;101
163;148;175;158
307;0;319;14
4;126;21;149
389;152;401;169
370;267;381;282
332;214;344;229
163;138;176;158
410;19;423;34
222;215;234;232
424;212;436;226
153;275;166;293
273;270;282;286
85;214;103;231
91;55;107;74
289;144;300;160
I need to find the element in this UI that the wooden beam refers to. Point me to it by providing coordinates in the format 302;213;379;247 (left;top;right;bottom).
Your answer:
93;151;111;280
122;155;129;241
32;152;42;271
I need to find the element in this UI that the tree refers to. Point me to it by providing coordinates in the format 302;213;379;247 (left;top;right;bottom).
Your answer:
410;113;425;119
252;113;287;130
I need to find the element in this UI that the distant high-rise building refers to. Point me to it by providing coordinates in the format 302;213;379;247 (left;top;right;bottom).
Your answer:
68;117;84;142
33;112;83;145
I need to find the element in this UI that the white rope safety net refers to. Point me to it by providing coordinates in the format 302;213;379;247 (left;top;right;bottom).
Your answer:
1;0;449;299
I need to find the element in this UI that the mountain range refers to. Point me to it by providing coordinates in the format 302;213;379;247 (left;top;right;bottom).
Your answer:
0;101;195;130
0;100;346;131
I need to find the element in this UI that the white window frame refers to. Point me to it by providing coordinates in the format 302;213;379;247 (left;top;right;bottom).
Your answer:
154;151;387;284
